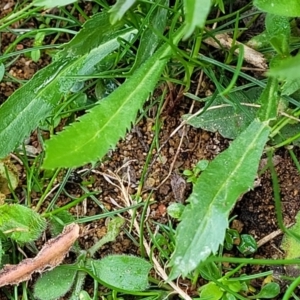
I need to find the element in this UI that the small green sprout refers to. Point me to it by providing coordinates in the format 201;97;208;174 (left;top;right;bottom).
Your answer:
183;160;209;184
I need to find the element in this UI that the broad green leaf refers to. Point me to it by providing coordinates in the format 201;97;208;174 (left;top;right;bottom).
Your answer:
34;265;77;300
282;77;300;96
255;282;280;298
257;77;279;121
265;14;290;55
57;12;124;59
200;282;223;300
0;204;46;243
268;54;300;81
33;0;77;8
183;0;211;39
0;14;136;159
109;0;136;24
184;90;259;139
254;0;300;17
90;255;151;291
169;119;270;278
43;28;185;169
132;0;168;70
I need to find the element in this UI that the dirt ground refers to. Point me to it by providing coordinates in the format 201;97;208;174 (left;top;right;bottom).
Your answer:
1;1;300;299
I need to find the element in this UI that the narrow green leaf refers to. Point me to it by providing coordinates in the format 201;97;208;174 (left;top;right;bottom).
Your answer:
0;21;136;159
43;28;185;169
34;265;77;300
183;0;211;39
267;54;300;81
254;0;300;17
132;0;168;70
109;0;136;24
0;64;4;82
169;119;270;278
90;255;151;291
0;204;46;243
257;77;279;121
57;12;124;59
33;0;77;8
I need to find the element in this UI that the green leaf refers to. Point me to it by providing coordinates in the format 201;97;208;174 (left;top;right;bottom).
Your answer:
132;0;168;70
43;28;185;169
0;204;46;243
0;13;136;159
257;77;279;121
109;0;136;24
281;212;300;259
282;77;300;96
0;64;4;82
167;203;185;219
236;234;258;255
184;91;259;139
267;54;300;81
254;282;280;298
90;255;151;291
183;0;211;39
265;14;290;55
34;265;77;300
169;119;270;278
254;0;300;17
200;282;223;300
33;0;77;8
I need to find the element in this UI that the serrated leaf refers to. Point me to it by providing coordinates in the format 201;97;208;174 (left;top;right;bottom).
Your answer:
183;0;211;39
33;0;77;8
109;0;136;24
43;28;185;169
184;91;259;139
254;0;300;17
0;204;46;243
90;255;151;291
169;119;270;278
0;14;136;159
34;265;77;300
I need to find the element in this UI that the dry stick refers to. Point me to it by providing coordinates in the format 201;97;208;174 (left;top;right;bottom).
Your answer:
257;223;294;248
203;31;268;70
101;170;192;300
0;223;80;287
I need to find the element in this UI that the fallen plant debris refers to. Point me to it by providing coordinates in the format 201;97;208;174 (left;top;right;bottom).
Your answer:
0;223;79;287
